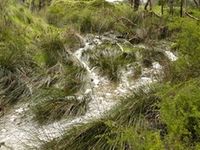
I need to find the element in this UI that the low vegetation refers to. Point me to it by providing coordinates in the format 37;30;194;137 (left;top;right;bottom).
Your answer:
40;1;200;149
1;0;200;149
46;0;136;33
83;42;136;81
32;88;90;124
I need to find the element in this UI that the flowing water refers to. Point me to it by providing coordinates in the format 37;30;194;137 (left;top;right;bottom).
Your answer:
0;34;177;150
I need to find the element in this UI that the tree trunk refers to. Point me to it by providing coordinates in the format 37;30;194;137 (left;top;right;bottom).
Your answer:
30;0;35;11
144;0;152;10
161;0;164;15
134;0;140;11
38;0;43;10
194;0;200;8
129;0;133;7
180;0;184;17
169;0;174;15
193;0;198;6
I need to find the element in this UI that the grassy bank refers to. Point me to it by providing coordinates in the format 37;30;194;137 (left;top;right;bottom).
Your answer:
40;2;200;149
1;0;200;149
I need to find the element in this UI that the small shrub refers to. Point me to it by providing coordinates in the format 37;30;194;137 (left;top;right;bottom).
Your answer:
167;18;200;82
160;78;200;148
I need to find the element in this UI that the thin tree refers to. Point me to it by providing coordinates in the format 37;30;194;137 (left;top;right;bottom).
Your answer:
168;0;174;15
144;0;152;10
129;0;134;7
38;0;45;10
161;0;165;15
180;0;184;17
30;0;35;11
134;0;140;11
193;0;200;8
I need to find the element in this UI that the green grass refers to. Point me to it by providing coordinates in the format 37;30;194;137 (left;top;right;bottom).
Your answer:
0;68;28;108
31;61;87;124
0;0;39;108
0;0;85;113
1;1;200;150
111;88;161;127
167;17;200;82
159;78;200;149
140;47;169;67
60;63;87;95
41;77;200;150
40;86;164;150
39;32;66;67
46;0;136;34
41;121;113;150
84;42;136;81
32;88;90;124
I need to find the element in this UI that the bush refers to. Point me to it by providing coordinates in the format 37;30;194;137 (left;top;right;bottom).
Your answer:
167;18;200;82
160;78;200;149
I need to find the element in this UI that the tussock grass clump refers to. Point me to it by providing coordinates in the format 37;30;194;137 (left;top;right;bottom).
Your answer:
0;32;35;72
0;69;28;108
32;61;87;124
37;28;86;67
63;64;87;95
139;47;169;68
63;29;85;51
35;61;87;91
111;88;161;127
41;121;113;150
39;31;67;67
32;88;91;124
42;116;163;150
84;42;136;81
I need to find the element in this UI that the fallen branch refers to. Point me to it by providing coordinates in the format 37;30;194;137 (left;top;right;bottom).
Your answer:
118;17;137;27
151;11;161;18
116;43;124;52
185;11;200;21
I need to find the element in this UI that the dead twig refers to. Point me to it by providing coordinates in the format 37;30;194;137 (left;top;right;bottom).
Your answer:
185;11;200;21
151;11;161;18
116;43;124;52
118;17;137;26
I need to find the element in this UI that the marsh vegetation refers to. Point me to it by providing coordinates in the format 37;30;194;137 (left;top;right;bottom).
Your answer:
0;0;200;149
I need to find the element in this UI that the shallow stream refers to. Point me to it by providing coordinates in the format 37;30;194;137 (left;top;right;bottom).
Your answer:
0;34;177;150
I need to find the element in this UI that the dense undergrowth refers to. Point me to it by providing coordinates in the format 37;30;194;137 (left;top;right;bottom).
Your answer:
40;1;200;150
0;0;89;121
1;0;200;149
47;0;134;33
